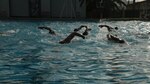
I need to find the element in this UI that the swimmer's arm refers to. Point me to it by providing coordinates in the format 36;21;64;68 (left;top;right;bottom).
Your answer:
75;33;85;39
39;27;56;35
38;27;45;29
77;25;87;30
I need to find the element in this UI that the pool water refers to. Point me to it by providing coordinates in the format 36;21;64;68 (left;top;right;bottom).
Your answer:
0;20;150;84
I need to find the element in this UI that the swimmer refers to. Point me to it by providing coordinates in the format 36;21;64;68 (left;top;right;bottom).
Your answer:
0;32;6;36
38;27;56;35
99;25;128;44
99;25;119;36
0;30;16;36
107;34;128;44
59;26;86;44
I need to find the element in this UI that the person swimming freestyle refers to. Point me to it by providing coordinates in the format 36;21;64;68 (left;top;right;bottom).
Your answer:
99;25;128;44
38;26;56;35
59;25;88;44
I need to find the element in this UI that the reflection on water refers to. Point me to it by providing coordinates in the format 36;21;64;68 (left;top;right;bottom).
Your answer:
0;20;150;83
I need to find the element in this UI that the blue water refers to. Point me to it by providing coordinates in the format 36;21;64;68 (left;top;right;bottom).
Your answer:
0;20;150;84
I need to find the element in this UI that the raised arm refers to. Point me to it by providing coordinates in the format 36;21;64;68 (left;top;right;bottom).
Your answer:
38;27;56;35
99;25;110;28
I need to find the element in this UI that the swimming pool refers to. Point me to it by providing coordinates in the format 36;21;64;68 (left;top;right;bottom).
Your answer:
0;20;150;84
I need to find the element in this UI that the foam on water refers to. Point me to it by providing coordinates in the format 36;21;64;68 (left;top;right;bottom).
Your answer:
0;20;150;84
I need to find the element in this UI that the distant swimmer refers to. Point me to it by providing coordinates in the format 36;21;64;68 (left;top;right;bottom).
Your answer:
107;34;127;43
0;32;5;34
0;32;6;36
0;32;10;36
0;30;17;36
38;27;56;35
59;25;86;44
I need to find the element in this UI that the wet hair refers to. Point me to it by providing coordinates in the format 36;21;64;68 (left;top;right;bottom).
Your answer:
74;29;79;31
82;28;91;35
83;31;88;35
115;27;118;30
119;40;125;43
99;25;103;28
49;30;55;35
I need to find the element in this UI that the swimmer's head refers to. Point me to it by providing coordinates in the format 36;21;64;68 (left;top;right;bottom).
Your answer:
74;29;79;31
119;40;125;43
99;25;103;28
49;31;56;35
115;27;118;30
83;31;88;35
